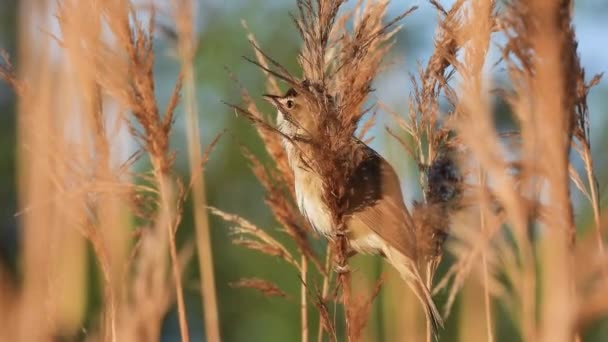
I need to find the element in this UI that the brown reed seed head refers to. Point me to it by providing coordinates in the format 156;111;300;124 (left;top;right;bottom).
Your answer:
289;2;418;220
229;278;288;299
225;2;423;340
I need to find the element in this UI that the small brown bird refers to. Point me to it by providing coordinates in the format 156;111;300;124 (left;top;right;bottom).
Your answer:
264;88;443;336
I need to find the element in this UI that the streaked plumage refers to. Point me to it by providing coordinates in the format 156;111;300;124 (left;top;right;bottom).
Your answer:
264;88;443;336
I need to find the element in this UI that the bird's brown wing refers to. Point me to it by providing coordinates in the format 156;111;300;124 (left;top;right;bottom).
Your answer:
345;145;417;260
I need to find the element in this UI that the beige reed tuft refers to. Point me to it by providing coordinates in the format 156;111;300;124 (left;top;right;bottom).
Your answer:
2;0;608;342
1;0;221;341
225;0;608;341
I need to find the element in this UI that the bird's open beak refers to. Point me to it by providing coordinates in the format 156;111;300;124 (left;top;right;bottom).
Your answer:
262;94;281;108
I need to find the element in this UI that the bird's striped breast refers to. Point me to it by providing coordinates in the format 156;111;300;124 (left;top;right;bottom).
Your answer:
293;166;334;238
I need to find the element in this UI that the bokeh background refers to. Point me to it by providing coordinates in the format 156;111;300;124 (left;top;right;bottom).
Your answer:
1;0;607;341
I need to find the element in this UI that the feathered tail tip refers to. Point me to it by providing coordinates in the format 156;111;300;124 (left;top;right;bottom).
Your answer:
412;270;443;341
385;248;444;340
403;271;444;340
425;288;444;341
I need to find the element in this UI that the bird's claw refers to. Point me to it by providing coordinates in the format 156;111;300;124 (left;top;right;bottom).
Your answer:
335;229;347;237
334;264;350;274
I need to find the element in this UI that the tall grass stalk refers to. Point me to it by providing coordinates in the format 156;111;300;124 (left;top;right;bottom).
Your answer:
300;255;309;342
478;168;494;342
173;2;221;341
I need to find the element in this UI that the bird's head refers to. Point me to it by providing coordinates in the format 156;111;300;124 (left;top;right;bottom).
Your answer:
263;87;316;139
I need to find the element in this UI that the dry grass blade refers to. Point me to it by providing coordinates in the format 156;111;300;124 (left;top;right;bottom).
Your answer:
230;278;289;298
173;0;221;338
313;278;338;342
208;207;300;270
231;239;291;260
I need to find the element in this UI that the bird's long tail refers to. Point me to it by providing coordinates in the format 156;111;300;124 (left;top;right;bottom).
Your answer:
385;248;444;340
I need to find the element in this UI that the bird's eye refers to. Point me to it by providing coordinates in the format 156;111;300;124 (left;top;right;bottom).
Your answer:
286;99;295;109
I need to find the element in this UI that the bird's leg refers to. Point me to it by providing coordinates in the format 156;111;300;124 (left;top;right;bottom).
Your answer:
334;249;358;273
328;248;359;274
332;226;354;273
334;263;350;274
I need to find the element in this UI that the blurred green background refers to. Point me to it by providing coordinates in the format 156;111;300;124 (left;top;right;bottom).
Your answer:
1;1;607;341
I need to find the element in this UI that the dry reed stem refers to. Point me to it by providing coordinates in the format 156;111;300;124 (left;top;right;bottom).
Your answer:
157;173;190;342
521;1;576;341
173;1;221;341
229;278;288;298
571;70;604;271
478;169;494;342
17;1;64;340
301;255;309;342
582;144;604;256
59;4;131;339
56;1;195;340
574;226;608;329
103;3;190;339
458;277;491;342
456;70;536;340
314;271;338;342
87;228;117;341
349;275;384;341
460;2;495;341
107;3;190;338
317;247;334;342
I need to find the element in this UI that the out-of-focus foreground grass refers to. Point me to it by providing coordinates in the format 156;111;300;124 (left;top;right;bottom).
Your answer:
1;1;608;341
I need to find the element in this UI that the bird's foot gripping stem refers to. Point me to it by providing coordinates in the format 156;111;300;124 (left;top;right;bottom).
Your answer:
334;264;351;274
